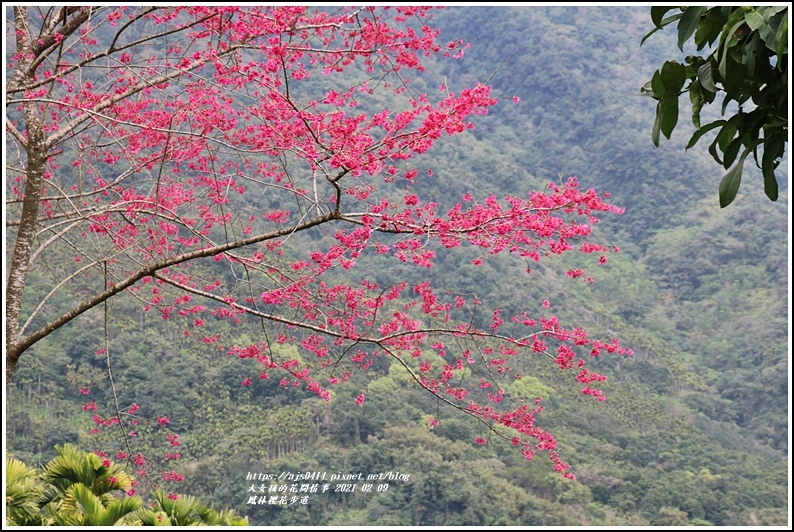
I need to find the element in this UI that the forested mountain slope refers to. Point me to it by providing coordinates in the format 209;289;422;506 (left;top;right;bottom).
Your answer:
6;6;788;526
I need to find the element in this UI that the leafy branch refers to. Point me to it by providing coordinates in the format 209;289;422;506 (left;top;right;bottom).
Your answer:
641;6;787;207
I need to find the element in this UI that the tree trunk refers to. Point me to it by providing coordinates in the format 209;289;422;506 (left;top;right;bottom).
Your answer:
6;7;49;383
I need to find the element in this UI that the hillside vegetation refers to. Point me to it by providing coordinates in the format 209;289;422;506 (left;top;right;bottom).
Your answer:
6;6;788;526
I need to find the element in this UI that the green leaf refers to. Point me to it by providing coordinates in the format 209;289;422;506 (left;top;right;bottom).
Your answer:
652;101;662;147
757;6;787;19
744;10;765;31
722;6;754;34
761;134;783;201
684;53;705;67
717;7;754;63
715;119;739;153
686;120;727;150
652;6;678;28
659;93;679;140
695;10;727;49
775;11;788;65
689;80;703;128
641;25;663;46
651;70;665;98
718;155;746;208
101;497;144;526
762;162;779;201
64;484;104;525
661;60;687;92
697;62;718;93
678;7;708;51
643;13;684;45
721;55;747;96
756;18;779;51
743;33;763;76
718;94;729;116
701;86;716;105
719;19;749;79
723;136;744;169
708;122;735;165
764;115;788;129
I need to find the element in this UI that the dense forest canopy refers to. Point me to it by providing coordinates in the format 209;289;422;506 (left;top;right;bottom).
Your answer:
5;6;789;526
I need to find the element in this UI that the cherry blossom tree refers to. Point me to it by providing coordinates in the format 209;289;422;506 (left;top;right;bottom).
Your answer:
6;6;630;478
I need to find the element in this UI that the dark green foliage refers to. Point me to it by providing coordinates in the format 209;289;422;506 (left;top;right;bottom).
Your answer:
641;6;788;206
5;446;247;526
